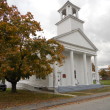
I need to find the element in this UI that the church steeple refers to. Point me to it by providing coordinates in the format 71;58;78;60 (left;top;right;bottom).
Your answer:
56;1;84;35
58;1;80;20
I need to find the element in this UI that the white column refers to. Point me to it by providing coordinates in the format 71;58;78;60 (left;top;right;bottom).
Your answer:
66;6;69;16
76;10;79;18
94;56;100;84
67;5;72;15
53;62;58;93
83;53;89;85
70;51;75;86
60;12;63;20
90;56;93;84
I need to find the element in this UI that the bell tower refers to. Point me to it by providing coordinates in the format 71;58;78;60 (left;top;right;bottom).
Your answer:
56;1;84;35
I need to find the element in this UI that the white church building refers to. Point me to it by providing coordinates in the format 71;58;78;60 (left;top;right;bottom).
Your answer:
7;1;100;91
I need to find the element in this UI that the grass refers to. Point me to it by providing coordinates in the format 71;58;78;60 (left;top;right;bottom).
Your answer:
100;80;110;85
93;80;110;85
67;86;110;96
1;80;110;109
0;89;70;109
67;92;93;96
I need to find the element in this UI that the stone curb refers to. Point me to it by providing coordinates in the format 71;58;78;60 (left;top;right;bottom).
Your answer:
1;92;110;110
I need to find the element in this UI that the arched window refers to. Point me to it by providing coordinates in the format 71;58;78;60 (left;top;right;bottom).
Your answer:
72;8;76;17
62;9;66;18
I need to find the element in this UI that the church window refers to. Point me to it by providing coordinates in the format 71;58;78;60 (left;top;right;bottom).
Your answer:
62;9;66;18
74;70;76;78
72;8;76;17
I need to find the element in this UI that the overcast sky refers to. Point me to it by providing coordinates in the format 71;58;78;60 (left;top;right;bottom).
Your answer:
7;0;110;66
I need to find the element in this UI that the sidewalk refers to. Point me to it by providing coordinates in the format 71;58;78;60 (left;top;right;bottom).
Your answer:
1;92;110;110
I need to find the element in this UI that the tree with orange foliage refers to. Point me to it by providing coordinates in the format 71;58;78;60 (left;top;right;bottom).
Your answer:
0;0;65;93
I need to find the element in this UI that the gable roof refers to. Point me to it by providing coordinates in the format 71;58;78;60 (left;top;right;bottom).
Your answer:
58;1;80;12
53;29;98;51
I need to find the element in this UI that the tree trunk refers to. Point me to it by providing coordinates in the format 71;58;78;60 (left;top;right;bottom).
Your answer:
11;82;17;93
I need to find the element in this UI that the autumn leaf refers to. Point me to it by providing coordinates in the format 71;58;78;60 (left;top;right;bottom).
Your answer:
0;0;65;93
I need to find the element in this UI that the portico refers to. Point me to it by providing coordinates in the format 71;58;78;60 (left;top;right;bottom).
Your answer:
53;45;99;88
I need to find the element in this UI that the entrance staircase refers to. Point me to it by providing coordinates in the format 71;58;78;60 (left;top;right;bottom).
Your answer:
17;83;104;93
56;85;104;93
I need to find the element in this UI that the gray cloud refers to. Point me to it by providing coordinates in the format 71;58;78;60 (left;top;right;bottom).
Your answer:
7;0;110;66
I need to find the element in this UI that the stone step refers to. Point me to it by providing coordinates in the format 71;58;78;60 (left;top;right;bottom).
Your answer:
56;85;104;93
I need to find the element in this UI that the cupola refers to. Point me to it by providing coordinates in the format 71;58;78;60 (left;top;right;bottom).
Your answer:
56;1;84;35
58;1;80;20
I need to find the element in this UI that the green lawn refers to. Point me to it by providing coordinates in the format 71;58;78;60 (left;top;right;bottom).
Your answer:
100;80;110;85
0;89;69;109
67;86;110;96
93;80;110;85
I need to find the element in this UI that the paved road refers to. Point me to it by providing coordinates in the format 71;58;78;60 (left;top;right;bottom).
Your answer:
46;96;110;110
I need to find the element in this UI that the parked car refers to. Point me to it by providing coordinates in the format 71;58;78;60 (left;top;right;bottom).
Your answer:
0;83;7;91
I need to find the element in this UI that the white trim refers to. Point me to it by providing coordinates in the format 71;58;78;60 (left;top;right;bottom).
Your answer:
56;15;84;25
62;42;97;56
58;1;80;12
79;29;98;51
53;29;79;39
53;29;98;51
57;40;96;51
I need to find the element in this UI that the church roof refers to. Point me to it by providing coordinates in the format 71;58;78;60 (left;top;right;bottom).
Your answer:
58;1;80;12
53;29;98;51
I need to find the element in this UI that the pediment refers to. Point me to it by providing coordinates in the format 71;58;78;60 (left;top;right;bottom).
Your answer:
53;29;98;51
